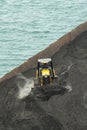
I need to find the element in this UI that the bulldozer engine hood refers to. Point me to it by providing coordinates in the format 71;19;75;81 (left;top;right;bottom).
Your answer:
41;69;50;76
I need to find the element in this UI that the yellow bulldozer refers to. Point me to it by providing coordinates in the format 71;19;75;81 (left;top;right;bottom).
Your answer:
35;58;58;87
33;58;70;100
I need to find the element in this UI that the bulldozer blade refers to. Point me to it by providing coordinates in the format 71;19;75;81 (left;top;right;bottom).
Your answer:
32;83;67;101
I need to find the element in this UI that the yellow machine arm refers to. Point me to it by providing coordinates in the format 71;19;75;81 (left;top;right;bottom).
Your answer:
36;70;38;78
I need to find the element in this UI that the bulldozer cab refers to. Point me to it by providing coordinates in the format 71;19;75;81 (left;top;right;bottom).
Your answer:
36;58;56;86
36;58;54;78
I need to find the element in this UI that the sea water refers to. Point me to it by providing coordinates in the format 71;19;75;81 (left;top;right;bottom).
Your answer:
0;0;87;77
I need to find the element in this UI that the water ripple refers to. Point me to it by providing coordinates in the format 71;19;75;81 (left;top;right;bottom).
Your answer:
0;0;87;77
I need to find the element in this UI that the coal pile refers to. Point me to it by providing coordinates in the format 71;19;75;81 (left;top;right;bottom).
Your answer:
0;31;87;130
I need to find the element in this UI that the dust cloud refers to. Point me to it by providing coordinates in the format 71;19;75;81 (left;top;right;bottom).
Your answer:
16;73;34;99
65;83;72;92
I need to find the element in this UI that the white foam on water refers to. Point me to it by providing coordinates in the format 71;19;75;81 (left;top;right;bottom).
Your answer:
17;74;34;99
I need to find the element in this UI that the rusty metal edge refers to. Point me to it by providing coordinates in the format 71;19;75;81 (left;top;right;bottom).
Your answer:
0;21;87;82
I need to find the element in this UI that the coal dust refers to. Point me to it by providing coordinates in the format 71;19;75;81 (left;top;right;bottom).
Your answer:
16;73;34;99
